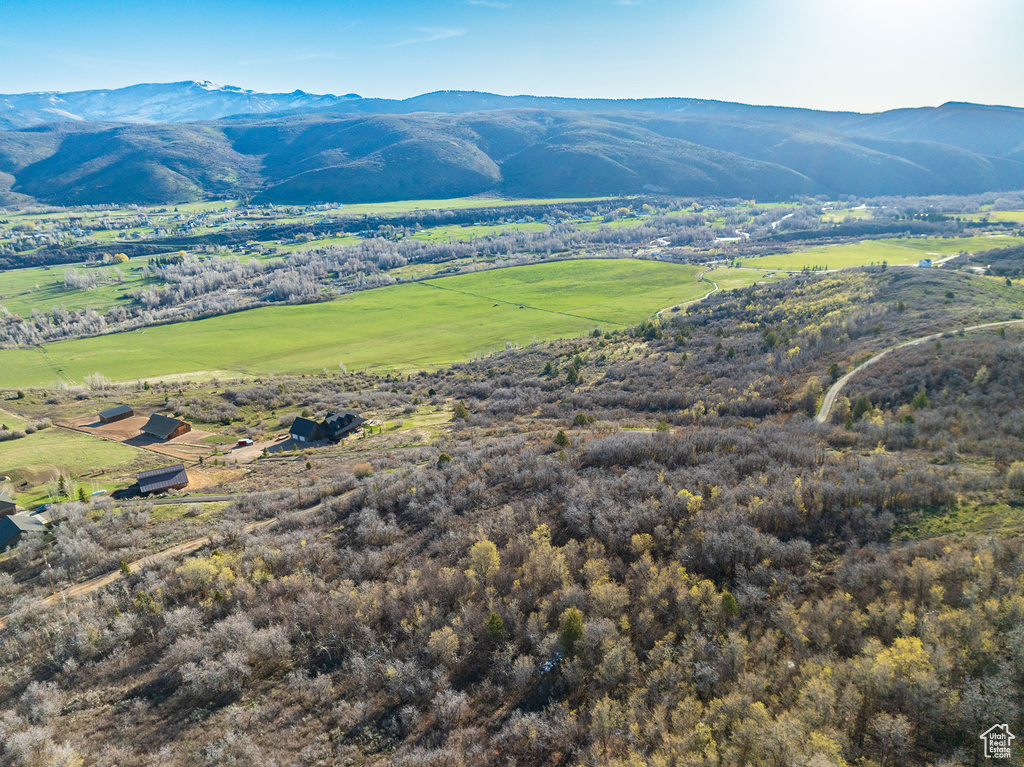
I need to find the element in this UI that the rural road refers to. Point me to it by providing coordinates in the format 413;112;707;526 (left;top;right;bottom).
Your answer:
0;494;345;631
146;494;242;505
656;271;719;320
815;318;1024;424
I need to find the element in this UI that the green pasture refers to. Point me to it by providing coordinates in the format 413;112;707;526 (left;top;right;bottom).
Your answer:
703;267;783;292
387;256;484;281
896;501;1024;539
427;259;715;325
0;261;156;316
274;234;361;252
738;235;1024;271
958;210;1024;223
0;407;27;430
411;222;549;242
575;216;649;232
326;196;619;217
820;207;873;223
0;426;153;507
0;259;758;387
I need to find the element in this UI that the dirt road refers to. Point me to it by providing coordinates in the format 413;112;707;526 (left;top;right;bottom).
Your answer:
815;319;1024;424
656;271;719;320
0;497;338;631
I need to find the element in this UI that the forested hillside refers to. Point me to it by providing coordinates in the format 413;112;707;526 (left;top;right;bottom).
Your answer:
2;267;1023;765
2;104;1024;205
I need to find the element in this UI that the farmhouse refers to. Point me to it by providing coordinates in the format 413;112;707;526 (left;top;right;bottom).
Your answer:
98;404;134;424
323;411;367;441
136;464;189;495
141;414;191;441
0;513;47;551
0;492;16;517
289;417;324;443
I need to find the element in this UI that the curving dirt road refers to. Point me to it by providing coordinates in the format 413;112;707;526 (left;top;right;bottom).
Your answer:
0;498;337;631
815;319;1024;424
656;270;719;320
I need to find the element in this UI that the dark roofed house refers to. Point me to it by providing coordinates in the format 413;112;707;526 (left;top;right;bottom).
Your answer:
137;464;189;495
141;413;191;441
0;492;16;517
323;411;367;441
0;513;47;551
99;404;134;424
289;417;324;443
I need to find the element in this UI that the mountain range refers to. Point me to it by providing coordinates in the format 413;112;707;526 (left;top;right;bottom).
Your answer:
1;81;1023;205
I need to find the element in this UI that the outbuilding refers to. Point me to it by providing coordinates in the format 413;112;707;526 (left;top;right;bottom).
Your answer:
99;404;135;424
141;414;191;441
0;513;47;551
289;417;324;443
136;464;189;495
0;492;16;517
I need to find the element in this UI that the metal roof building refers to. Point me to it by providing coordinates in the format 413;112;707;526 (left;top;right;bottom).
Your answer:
137;464;189;495
141;414;191;441
99;404;135;423
0;492;16;517
0;513;47;551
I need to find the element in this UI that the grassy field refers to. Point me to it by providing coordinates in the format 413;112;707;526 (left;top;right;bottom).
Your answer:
273;234;362;252
0;261;156;316
0;259;756;387
958;210;1024;223
820;207;873;223
0;426;154;507
738;235;1024;271
575;217;649;232
325;196;618;216
410;222;549;242
427;259;720;325
895;501;1024;539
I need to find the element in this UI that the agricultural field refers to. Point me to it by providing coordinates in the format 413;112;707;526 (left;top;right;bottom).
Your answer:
0;260;156;316
410;221;549;242
958;209;1024;223
575;216;649;232
428;259;724;325
0;259;763;387
321;195;618;216
820;206;873;223
272;234;362;252
738;234;1024;271
0;421;157;508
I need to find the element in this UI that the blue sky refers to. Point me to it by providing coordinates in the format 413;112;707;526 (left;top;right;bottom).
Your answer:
2;0;1022;113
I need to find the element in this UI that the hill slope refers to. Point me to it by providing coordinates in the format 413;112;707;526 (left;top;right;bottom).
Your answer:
4;108;1024;205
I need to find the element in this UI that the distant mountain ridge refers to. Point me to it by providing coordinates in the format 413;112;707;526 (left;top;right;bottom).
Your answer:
0;81;362;130
4;81;1019;131
1;82;1023;205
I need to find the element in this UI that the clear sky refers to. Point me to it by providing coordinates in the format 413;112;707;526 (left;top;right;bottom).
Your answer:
2;0;1022;113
